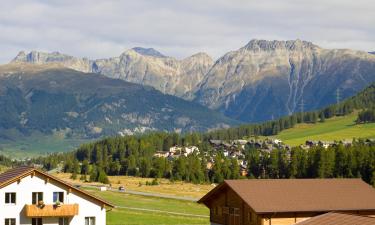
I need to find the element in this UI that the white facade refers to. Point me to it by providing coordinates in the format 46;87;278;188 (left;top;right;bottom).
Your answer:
0;173;109;225
184;146;199;155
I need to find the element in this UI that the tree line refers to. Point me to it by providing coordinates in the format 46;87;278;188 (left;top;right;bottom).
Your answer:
31;135;375;186
357;108;375;123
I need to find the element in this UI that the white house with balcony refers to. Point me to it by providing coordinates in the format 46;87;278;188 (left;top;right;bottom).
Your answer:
0;166;114;225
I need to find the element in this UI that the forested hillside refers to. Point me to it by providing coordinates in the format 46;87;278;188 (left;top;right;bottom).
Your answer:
206;82;375;140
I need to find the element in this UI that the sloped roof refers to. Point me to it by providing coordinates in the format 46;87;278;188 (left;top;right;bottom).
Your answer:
0;166;34;184
0;166;114;208
296;212;375;225
198;179;375;214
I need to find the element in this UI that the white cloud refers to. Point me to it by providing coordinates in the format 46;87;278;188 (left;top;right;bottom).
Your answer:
0;0;374;63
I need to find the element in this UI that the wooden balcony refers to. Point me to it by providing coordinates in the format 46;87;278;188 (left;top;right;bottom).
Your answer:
24;204;79;217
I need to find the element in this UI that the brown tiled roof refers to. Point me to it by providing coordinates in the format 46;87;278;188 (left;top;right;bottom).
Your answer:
296;212;375;225
0;166;34;184
0;166;114;208
198;179;375;214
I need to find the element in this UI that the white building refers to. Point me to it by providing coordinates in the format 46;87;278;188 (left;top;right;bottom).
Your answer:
183;146;199;156
0;166;114;225
169;146;183;154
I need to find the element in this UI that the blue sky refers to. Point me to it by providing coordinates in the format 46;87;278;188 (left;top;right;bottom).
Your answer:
0;0;374;63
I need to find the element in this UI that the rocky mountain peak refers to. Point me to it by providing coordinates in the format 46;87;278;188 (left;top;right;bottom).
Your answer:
187;52;212;59
181;52;213;70
13;51;27;61
243;39;319;52
11;50;78;64
131;47;166;58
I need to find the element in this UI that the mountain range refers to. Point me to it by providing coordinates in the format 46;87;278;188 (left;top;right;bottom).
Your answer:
0;63;235;140
13;40;375;122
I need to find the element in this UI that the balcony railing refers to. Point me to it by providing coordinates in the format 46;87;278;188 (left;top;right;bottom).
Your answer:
24;204;79;217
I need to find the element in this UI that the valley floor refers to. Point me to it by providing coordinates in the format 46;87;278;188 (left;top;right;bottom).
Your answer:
54;173;214;199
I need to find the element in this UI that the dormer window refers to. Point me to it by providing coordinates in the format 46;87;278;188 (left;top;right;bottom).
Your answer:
5;193;16;204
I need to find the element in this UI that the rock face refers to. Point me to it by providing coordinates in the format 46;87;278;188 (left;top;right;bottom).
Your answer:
195;40;375;121
13;48;213;100
12;40;375;122
13;51;92;73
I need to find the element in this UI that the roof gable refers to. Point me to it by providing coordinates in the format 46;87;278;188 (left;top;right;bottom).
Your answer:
0;166;114;208
199;179;375;214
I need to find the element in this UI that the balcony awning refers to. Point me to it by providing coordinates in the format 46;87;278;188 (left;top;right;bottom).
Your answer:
24;204;79;217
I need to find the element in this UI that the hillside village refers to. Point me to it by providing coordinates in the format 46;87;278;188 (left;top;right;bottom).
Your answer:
152;138;375;178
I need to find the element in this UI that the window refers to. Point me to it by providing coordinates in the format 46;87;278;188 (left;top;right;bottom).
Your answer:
32;192;43;204
247;212;252;222
59;217;69;225
32;218;42;225
85;217;95;225
5;193;16;204
5;218;16;225
53;192;64;203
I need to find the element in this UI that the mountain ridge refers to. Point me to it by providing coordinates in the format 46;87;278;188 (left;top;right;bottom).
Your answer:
0;64;237;139
11;39;375;122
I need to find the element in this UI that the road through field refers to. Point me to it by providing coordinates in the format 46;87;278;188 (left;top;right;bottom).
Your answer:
115;205;209;218
81;184;199;201
80;185;199;202
122;189;199;202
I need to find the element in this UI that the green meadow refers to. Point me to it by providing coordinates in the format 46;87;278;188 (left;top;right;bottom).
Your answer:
85;188;209;225
275;113;375;146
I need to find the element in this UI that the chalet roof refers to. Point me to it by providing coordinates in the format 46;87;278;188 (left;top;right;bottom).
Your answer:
296;212;375;225
198;179;375;214
0;166;34;184
0;166;114;208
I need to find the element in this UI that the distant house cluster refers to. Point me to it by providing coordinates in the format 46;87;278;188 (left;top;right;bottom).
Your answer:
153;145;200;158
207;139;289;177
209;138;288;155
303;138;375;149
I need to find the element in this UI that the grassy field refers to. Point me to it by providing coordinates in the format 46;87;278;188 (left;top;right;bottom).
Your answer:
84;187;209;225
55;173;214;199
274;113;375;146
52;173;212;224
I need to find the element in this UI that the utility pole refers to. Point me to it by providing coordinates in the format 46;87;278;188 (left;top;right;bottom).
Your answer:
299;97;305;122
336;88;341;116
299;97;305;114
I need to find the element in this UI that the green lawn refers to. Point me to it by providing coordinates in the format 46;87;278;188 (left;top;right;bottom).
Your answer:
275;113;375;146
85;188;209;225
